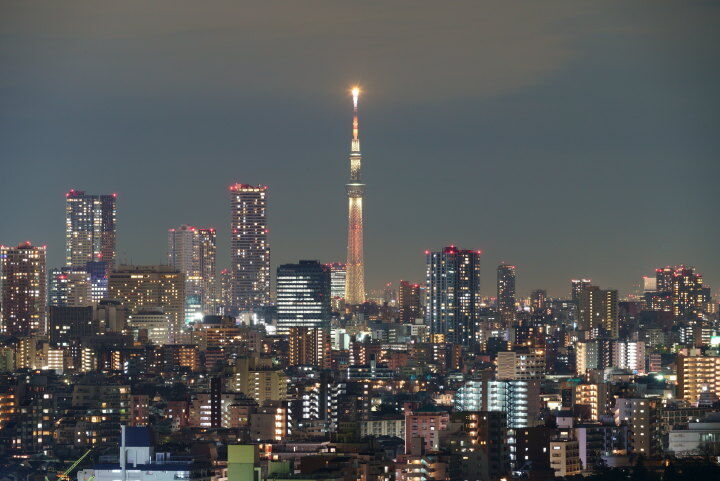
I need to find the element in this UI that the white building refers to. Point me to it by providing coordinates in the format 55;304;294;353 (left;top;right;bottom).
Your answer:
668;413;720;456
127;309;171;345
612;341;645;374
77;426;210;481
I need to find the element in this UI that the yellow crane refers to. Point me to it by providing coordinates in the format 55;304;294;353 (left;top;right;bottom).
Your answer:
56;448;93;481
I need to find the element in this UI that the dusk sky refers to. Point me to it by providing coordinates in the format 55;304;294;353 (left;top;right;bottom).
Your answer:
1;1;718;298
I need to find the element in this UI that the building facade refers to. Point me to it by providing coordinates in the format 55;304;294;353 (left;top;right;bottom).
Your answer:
425;246;482;345
65;189;117;270
276;260;331;334
399;280;422;323
229;184;270;314
1;242;47;336
108;265;185;341
497;264;516;323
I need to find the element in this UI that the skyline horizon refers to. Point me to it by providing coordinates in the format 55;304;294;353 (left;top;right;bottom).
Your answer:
1;181;715;301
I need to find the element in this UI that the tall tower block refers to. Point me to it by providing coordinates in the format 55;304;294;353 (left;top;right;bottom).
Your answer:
345;86;366;305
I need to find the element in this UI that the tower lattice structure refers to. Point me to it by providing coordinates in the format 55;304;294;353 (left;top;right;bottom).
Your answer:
345;88;366;305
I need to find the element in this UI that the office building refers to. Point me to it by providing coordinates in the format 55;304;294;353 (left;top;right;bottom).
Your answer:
229;184;270;314
127;308;172;345
668;413;720;457
425;246;482;345
326;262;346;300
79;426;210;481
276;260;331;334
1;242;47;336
49;305;95;342
108;265;184;341
86;260;110;302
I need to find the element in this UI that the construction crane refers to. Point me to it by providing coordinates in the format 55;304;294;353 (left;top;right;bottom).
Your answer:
56;448;93;481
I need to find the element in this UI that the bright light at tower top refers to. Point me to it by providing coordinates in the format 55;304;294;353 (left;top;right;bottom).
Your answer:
351;86;360;109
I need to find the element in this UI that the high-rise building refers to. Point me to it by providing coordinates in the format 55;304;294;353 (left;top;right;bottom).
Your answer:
614;398;661;457
345;87;366;305
487;379;541;429
108;265;185;341
65;189;117;270
326;262;346;299
233;355;287;405
127;308;172;345
577;285;619;338
670;266;711;318
496;351;546;380
571;279;592;303
677;354;720;405
288;326;331;368
218;268;233;315
575;341;600;375
530;289;547;312
425;246;482;345
276;260;331;334
497;264;516;323
168;225;215;322
229;184;270;314
168;225;200;287
198;228;217;313
49;268;92;307
49;305;95;343
612;340;645;374
1;242;47;336
399;280;421;323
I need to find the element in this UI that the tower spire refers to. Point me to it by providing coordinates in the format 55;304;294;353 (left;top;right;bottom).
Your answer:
345;85;366;305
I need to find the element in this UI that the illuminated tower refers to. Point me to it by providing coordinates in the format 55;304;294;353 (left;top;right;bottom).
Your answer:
229;184;270;314
345;86;366;305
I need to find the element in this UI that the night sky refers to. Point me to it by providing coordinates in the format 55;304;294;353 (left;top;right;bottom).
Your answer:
1;1;719;298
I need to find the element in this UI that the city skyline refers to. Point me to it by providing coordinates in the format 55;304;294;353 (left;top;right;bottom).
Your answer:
2;3;720;478
1;2;719;298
